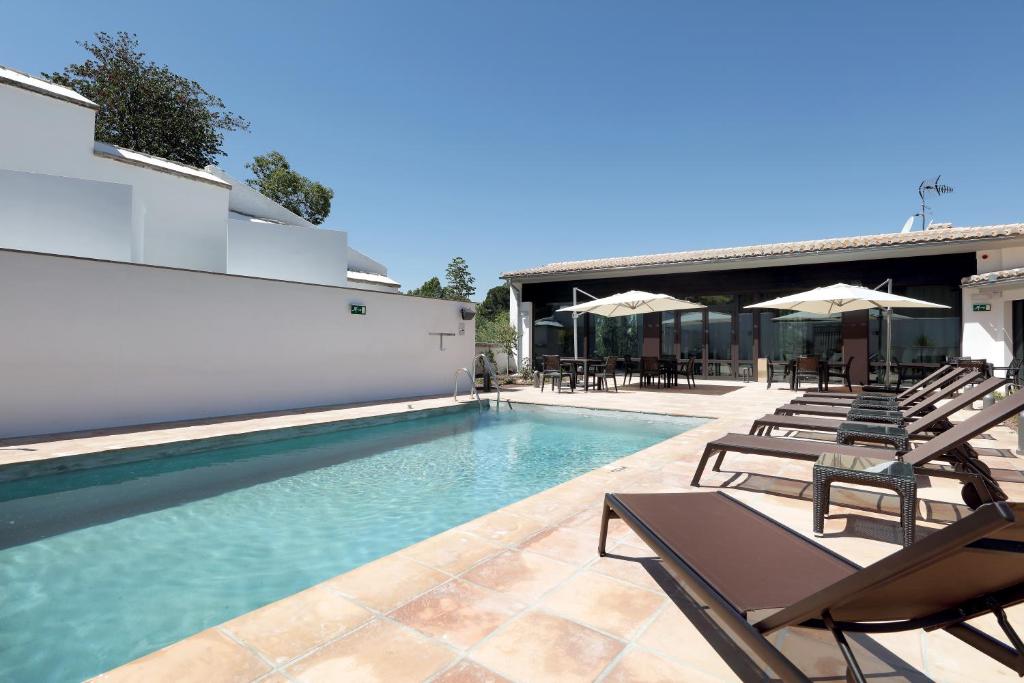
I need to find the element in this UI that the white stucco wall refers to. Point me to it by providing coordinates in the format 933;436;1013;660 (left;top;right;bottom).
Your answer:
0;249;475;438
92;154;229;272
509;284;532;368
1;83;230;273
0;169;133;261
961;288;1013;367
347;246;389;277
228;218;348;286
0;86;96;173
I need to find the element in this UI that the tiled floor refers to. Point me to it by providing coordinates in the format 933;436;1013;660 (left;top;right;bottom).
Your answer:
26;379;1019;683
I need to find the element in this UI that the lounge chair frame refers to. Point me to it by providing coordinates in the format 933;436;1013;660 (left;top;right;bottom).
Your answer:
751;376;1008;440
692;376;1017;506
599;492;1024;683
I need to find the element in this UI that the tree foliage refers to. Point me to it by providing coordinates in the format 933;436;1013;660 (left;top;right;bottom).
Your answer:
476;309;518;352
44;32;249;168
443;257;476;302
478;284;510;321
246;151;334;225
405;257;477;301
407;276;444;298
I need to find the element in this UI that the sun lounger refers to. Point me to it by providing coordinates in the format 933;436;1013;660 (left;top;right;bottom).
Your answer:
802;362;958;400
598;491;1024;683
792;366;971;408
751;376;1008;440
775;370;980;420
692;384;1021;506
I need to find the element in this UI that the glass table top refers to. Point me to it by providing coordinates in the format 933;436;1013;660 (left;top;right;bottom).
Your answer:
853;396;899;405
815;451;915;479
846;408;905;423
837;422;907;438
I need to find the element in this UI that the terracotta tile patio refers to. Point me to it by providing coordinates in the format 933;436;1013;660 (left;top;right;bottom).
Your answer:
36;379;1021;682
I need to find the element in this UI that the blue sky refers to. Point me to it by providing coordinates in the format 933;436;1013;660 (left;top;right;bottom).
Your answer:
3;2;1022;294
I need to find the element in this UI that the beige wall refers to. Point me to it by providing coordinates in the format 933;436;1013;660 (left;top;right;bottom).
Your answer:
0;249;475;438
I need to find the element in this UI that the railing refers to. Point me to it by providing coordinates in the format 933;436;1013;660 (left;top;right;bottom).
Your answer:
454;368;478;405
454;356;503;411
476;354;501;409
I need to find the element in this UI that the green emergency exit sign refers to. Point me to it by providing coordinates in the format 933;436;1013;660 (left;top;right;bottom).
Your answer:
350;304;367;315
972;303;991;312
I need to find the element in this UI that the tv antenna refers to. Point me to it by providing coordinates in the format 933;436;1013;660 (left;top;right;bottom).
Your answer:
917;176;954;230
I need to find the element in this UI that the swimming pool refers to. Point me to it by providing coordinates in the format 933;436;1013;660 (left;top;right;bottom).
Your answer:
0;403;703;682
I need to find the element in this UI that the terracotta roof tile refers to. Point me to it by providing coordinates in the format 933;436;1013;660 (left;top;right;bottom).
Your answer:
502;224;1024;279
961;267;1024;286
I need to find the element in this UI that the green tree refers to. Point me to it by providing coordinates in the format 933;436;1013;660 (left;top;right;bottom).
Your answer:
44;32;249;168
246;151;334;225
477;284;510;321
477;310;519;363
407;276;444;298
443;257;476;302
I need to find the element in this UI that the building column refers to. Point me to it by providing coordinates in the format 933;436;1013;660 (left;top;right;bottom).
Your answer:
841;310;869;386
961;287;1010;366
509;282;531;371
642;312;660;356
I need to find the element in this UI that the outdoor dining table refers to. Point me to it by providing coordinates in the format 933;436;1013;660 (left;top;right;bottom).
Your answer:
658;358;679;387
559;357;605;392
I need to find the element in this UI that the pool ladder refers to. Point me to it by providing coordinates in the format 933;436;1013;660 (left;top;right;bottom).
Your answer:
454;355;501;410
454;367;478;405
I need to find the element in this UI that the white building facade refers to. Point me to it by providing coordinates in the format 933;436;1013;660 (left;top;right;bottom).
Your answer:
0;65;399;290
0;66;475;439
506;224;1024;382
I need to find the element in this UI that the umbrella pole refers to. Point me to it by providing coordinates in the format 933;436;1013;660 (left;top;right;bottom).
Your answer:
572;288;578;358
571;287;599;358
885;307;893;390
885;278;893;390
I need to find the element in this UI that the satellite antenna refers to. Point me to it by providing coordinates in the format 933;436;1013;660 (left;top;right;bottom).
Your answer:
900;216;915;233
917;175;954;230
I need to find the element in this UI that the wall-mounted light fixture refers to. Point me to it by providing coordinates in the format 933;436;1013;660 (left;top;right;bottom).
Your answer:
460;308;476;320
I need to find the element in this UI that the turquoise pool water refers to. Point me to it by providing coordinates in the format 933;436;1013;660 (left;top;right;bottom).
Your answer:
0;403;702;682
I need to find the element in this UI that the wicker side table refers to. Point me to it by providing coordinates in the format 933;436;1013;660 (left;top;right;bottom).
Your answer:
813;452;917;547
852;396;899;410
845;407;905;426
835;422;910;453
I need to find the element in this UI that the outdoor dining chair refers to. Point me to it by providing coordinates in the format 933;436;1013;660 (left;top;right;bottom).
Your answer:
588;356;618;392
622;355;636;386
679;356;696;389
766;358;791;389
640;356;661;388
793;356;822;391
826;356;855;392
539;355;572;392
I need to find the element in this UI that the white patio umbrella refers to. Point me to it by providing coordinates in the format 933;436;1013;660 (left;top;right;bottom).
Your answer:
557;290;704;357
770;311;911;322
746;282;948;387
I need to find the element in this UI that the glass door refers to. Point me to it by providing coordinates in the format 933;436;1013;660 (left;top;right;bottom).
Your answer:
738;309;754;379
680;310;704;376
702;296;735;378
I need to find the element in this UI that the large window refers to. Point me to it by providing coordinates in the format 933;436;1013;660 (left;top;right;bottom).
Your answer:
660;312;676;356
531;302;574;364
869;285;960;365
759;310;841;361
591;313;641;360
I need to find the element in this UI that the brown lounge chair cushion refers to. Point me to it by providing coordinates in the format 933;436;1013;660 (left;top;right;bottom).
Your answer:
609;491;856;614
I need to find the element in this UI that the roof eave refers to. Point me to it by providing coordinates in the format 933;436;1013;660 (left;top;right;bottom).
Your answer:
0;71;99;110
504;233;1024;282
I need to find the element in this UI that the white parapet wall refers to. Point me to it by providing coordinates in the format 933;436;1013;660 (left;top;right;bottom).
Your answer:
961;285;1016;368
0;249;475;439
227;218;348;287
0;169;133;261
